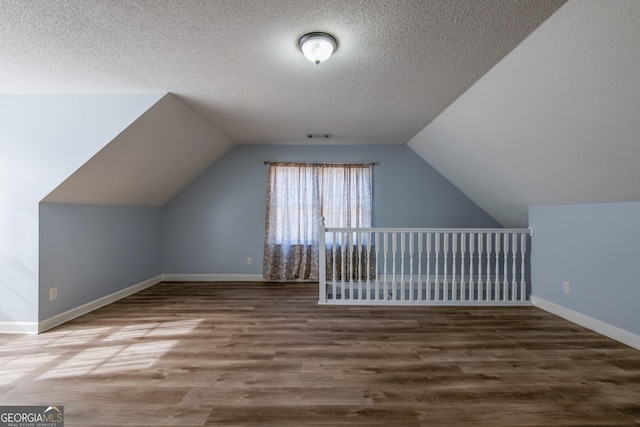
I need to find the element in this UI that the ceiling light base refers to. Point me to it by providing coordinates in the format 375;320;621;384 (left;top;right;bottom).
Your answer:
297;32;338;64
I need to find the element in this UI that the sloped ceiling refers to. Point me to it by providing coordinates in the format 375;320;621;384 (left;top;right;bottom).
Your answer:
0;0;564;144
44;94;232;206
409;0;640;227
6;0;634;222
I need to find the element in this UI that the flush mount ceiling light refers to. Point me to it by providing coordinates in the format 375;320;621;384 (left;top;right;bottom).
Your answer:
297;32;338;65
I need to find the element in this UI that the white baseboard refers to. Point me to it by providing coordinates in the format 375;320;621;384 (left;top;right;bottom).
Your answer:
531;296;640;351
37;275;163;333
161;274;265;282
1;274;293;335
0;321;39;334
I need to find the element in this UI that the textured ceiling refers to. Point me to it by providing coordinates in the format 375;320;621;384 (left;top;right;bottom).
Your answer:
0;0;565;144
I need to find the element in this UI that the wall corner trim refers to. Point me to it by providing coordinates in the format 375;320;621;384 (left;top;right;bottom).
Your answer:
0;321;39;335
37;275;164;334
531;296;640;351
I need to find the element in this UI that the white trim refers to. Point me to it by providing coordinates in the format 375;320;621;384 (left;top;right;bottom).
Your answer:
325;226;533;235
531;296;640;351
37;275;163;333
320;300;531;307
0;321;39;335
161;273;266;282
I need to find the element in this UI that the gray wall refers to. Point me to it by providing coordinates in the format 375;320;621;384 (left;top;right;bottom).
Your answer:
161;144;500;274
39;203;162;320
530;201;640;336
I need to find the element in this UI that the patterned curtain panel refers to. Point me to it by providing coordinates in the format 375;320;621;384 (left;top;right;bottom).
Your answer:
263;163;372;280
325;244;376;281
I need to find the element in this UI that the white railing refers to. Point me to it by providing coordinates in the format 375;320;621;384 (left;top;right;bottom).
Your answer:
319;225;533;305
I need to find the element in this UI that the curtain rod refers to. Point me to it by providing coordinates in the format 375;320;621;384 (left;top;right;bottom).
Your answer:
263;161;378;165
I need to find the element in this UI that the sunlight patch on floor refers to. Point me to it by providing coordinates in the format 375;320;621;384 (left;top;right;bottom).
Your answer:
102;319;202;341
0;353;60;385
32;319;201;380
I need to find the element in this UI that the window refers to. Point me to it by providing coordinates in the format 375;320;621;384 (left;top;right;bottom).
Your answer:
263;163;372;280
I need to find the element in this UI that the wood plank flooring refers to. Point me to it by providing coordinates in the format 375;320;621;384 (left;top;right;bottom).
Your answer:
1;282;639;426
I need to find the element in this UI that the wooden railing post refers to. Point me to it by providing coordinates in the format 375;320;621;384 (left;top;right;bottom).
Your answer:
318;216;326;304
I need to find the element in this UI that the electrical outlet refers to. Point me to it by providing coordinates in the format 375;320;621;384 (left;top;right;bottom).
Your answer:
247;257;253;265
563;281;570;294
50;287;58;301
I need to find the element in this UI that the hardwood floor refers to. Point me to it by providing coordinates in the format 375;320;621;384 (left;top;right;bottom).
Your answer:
1;282;639;426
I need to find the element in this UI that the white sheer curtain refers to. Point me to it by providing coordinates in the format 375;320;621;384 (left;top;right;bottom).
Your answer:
263;163;372;280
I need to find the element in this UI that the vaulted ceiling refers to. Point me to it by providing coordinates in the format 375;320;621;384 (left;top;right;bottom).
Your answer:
0;0;563;143
409;0;640;226
3;0;639;227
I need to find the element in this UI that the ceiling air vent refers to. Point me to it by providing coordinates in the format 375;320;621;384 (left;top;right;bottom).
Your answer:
307;133;333;139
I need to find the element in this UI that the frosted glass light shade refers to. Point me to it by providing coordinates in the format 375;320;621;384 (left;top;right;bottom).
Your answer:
298;32;338;64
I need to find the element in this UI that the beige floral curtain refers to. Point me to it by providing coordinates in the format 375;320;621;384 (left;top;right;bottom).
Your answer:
263;163;372;280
